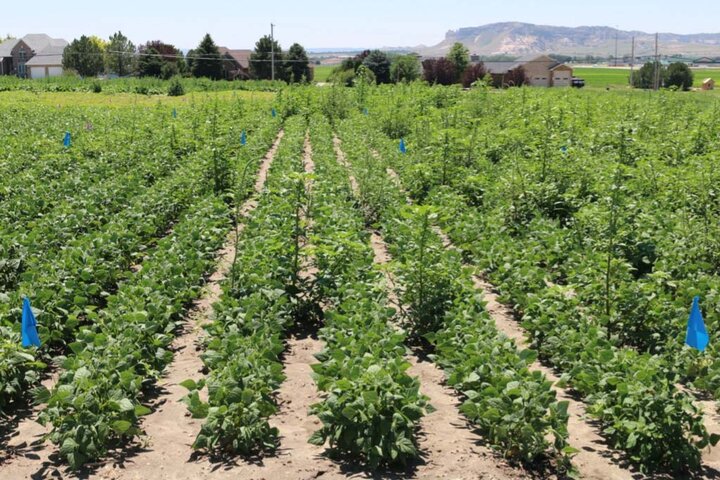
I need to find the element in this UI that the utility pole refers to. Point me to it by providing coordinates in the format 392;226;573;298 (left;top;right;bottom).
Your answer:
653;32;659;90
271;23;275;81
629;36;635;87
614;29;619;67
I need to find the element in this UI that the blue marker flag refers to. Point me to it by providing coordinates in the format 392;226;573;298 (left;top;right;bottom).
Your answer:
241;130;247;146
21;297;41;348
172;108;177;118
560;146;568;154
63;131;71;148
271;108;277;118
363;107;369;115
686;296;709;352
399;138;407;154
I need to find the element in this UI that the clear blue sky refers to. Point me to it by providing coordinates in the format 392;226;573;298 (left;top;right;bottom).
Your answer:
3;0;718;49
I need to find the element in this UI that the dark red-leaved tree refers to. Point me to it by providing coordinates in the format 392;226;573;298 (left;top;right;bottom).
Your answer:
461;62;487;88
422;58;457;86
505;66;527;87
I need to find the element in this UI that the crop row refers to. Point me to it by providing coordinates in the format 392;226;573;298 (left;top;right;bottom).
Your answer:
36;195;231;469
181;116;305;455
305;115;432;469
0;113;281;414
358;99;718;474
337;117;572;469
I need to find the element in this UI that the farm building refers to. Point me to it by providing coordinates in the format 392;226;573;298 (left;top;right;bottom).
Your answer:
0;34;68;78
702;78;715;91
482;55;573;87
695;57;720;67
218;47;252;80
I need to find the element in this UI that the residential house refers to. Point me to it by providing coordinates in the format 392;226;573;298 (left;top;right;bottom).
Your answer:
482;55;573;87
0;34;68;78
695;57;720;67
218;47;251;80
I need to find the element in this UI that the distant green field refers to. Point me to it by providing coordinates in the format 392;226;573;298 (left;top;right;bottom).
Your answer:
573;67;720;89
313;65;335;82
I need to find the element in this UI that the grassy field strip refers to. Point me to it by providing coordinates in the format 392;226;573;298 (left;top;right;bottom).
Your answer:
331;135;529;478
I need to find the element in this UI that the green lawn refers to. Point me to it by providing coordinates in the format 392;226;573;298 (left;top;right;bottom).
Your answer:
573;66;720;89
313;65;335;82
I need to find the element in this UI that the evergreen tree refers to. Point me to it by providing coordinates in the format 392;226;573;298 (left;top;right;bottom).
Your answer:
362;50;391;84
105;31;135;77
191;34;222;80
664;62;694;91
250;35;284;80
286;43;312;83
137;47;164;77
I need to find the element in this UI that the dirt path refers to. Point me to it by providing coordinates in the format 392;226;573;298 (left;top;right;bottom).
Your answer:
337;137;526;480
383;160;635;479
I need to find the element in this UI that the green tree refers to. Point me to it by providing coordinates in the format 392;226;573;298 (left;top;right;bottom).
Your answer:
105;31;135;77
362;50;391;84
62;35;105;77
664;62;694;91
286;43;312;83
191;34;222;80
447;42;469;82
137;47;164;77
390;54;420;83
250;35;284;80
632;62;665;89
137;41;185;78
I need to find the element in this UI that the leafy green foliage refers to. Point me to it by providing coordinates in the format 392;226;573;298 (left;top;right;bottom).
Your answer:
63;35;105;77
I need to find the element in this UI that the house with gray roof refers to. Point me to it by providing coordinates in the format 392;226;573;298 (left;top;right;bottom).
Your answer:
0;34;68;78
482;55;573;87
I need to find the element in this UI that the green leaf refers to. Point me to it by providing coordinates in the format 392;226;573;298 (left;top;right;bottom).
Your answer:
111;420;132;434
134;404;152;416
180;379;200;391
308;430;326;446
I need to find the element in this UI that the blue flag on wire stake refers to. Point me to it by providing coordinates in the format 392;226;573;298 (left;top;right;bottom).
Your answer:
686;296;709;352
63;132;71;148
21;297;41;348
172;108;177;119
399;138;407;154
363;107;369;115
271;108;277;118
241;130;247;146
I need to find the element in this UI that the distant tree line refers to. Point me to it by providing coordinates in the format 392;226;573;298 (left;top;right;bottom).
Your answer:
62;32;312;83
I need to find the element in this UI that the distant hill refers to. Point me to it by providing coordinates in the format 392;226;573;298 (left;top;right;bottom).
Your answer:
419;22;720;58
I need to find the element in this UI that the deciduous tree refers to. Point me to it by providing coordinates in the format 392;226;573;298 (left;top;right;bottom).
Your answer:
391;54;420;83
62;35;105;77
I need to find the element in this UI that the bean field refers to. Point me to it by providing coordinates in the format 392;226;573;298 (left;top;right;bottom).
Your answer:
2;83;720;479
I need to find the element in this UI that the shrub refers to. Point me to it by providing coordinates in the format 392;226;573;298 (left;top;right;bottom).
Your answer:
167;76;185;96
